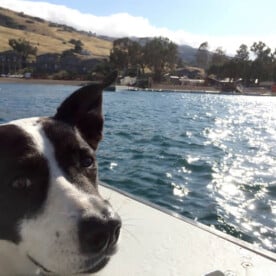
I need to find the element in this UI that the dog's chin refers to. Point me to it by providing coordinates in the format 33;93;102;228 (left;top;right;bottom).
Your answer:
78;256;110;274
77;244;119;274
27;254;52;274
27;255;108;275
27;246;118;275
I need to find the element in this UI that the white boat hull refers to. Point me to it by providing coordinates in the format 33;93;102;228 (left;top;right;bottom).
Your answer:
98;184;275;276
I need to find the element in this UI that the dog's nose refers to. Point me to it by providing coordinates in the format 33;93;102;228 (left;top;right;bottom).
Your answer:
78;213;121;254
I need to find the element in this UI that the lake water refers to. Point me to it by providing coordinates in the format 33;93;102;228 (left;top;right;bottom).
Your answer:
0;83;275;253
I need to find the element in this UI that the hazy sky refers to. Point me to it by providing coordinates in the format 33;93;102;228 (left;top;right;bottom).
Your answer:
0;0;275;55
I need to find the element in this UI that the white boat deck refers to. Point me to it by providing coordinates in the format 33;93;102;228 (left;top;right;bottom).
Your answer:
98;184;276;276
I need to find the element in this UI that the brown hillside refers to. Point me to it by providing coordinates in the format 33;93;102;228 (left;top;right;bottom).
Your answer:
0;7;112;58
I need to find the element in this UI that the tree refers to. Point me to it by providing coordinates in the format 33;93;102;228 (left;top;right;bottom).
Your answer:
91;59;113;80
110;38;144;73
250;41;273;81
235;44;249;61
273;49;276;81
8;38;37;68
110;47;128;71
127;40;145;74
250;41;271;62
210;47;228;67
207;42;275;84
196;41;209;69
143;37;178;81
273;64;276;82
273;48;276;62
69;39;84;53
234;44;251;83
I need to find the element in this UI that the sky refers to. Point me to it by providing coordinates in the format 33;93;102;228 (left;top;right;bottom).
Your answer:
0;0;275;55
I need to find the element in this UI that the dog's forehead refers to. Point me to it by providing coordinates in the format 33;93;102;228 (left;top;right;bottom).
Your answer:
42;117;91;150
6;117;89;152
6;117;45;153
0;118;42;156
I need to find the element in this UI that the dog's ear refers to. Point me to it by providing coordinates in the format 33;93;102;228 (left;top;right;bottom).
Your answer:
54;71;117;149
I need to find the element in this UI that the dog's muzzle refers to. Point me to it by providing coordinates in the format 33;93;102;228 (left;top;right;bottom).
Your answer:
78;212;121;256
27;211;121;275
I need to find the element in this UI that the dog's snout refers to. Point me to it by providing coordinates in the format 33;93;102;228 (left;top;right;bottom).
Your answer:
78;213;121;255
108;217;121;247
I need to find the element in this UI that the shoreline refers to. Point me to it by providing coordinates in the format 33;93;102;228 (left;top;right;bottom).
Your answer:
151;83;219;92
0;77;273;96
0;77;220;92
119;84;273;96
0;77;88;86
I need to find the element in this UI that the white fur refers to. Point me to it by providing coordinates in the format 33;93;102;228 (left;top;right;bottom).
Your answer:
0;240;38;275
2;118;115;274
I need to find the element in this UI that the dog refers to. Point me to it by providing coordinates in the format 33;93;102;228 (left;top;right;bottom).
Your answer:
0;72;121;275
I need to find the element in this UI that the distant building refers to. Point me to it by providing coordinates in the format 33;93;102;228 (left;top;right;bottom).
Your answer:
175;67;205;79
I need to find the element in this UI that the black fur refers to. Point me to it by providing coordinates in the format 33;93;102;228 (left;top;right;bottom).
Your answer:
0;124;49;243
42;118;99;195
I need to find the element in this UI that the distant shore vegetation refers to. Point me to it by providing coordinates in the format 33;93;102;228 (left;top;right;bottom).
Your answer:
2;35;275;86
108;37;276;85
0;7;275;87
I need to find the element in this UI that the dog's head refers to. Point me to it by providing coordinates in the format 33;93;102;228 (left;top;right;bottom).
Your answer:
0;72;121;274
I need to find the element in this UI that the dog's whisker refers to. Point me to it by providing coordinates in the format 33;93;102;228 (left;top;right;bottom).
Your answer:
106;192;113;202
122;223;138;229
102;191;112;202
120;216;144;222
113;200;131;214
121;227;141;245
120;218;142;226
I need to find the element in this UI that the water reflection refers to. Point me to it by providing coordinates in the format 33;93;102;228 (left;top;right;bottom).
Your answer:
204;97;276;252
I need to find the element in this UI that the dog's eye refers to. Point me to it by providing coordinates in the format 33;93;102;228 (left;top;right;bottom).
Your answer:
80;156;94;168
12;177;32;189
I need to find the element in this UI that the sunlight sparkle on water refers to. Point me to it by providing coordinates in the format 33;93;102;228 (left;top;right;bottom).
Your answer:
109;162;118;170
166;172;172;178
186;155;200;164
204;97;276;252
178;167;191;174
171;182;189;197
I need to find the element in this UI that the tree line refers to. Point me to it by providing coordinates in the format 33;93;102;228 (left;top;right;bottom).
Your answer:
4;36;178;82
108;37;178;81
198;41;276;84
107;37;276;84
4;36;276;84
3;38;84;71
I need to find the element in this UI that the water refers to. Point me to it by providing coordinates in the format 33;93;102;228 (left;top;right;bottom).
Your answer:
0;83;275;253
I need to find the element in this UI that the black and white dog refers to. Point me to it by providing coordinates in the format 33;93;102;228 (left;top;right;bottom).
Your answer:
0;72;121;275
